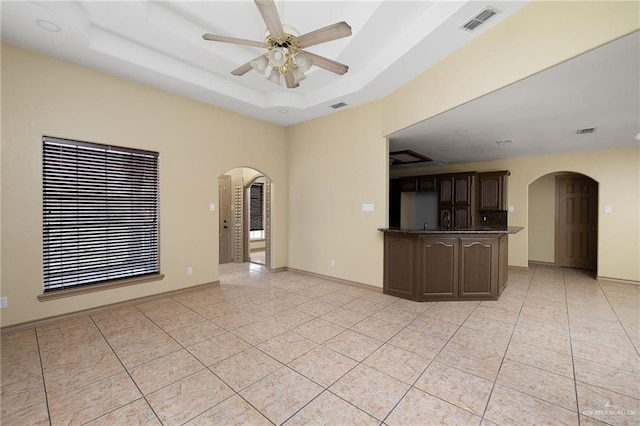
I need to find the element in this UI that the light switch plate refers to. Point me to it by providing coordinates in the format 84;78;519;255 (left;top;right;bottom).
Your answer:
361;203;374;212
604;205;612;214
508;205;514;213
209;203;216;212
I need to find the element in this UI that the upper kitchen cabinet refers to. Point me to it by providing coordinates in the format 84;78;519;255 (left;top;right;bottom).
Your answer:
399;177;418;192
418;175;437;191
438;173;476;229
478;171;510;211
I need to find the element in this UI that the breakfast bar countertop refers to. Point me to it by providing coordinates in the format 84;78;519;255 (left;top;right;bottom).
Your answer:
378;226;524;234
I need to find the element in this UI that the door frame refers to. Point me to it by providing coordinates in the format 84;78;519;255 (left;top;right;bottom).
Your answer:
219;168;272;270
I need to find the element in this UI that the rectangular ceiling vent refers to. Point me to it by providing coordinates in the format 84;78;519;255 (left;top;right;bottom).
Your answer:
331;102;347;109
576;127;597;134
460;6;500;32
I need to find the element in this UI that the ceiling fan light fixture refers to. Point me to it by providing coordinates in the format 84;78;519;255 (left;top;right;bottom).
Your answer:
267;68;281;84
267;48;287;67
292;68;307;84
250;55;269;73
295;52;313;73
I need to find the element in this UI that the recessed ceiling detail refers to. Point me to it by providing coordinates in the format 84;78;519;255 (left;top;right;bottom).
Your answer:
390;150;433;166
201;0;352;89
0;0;528;126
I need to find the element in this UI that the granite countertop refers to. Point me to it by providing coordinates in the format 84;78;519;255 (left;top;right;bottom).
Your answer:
378;226;524;234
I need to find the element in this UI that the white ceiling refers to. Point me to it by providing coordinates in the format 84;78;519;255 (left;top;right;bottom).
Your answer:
1;0;528;126
389;31;640;167
3;1;637;167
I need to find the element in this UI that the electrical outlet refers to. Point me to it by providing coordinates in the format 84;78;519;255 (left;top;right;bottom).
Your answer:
330;259;336;267
187;267;193;275
0;297;7;309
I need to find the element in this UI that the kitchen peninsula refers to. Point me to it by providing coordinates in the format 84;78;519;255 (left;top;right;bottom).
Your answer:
379;227;523;302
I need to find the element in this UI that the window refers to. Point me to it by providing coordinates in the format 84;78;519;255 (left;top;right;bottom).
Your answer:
250;182;264;240
42;136;159;292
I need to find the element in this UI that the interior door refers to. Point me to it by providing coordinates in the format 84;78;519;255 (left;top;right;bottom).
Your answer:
218;175;232;264
555;174;598;270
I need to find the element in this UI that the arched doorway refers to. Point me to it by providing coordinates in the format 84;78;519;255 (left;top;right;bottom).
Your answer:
528;172;598;271
218;167;272;269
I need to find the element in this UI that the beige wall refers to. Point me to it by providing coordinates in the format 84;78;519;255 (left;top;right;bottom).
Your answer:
286;102;387;286
528;174;556;263
382;1;640;136
2;1;639;327
1;43;287;327
286;1;639;287
392;147;640;282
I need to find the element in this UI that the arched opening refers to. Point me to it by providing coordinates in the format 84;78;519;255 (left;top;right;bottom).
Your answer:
528;171;598;272
218;167;272;270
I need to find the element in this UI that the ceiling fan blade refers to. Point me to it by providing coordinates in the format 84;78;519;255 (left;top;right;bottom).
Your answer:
202;34;264;48
297;22;352;48
300;51;349;75
283;72;299;89
254;0;284;39
231;60;255;76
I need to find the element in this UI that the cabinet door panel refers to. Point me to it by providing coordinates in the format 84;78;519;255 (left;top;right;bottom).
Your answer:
418;176;436;191
400;178;418;192
384;235;415;299
498;234;508;296
459;237;497;298
453;206;471;229
479;175;503;210
419;237;458;299
454;176;470;204
438;177;453;204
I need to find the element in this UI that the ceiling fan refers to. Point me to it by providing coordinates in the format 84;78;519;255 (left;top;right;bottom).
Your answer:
202;0;352;89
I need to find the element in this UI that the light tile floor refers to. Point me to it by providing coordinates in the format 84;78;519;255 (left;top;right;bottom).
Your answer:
1;264;639;425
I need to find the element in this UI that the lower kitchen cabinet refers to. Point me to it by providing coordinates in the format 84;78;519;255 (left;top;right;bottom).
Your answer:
419;237;458;300
382;231;511;302
383;234;415;299
459;237;498;299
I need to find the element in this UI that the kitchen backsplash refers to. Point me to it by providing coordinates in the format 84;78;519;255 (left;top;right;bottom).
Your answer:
477;211;507;229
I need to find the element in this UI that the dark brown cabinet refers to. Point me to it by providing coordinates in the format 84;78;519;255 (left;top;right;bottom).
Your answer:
418;175;436;191
400;177;418;192
382;231;511;302
459;237;498;299
383;234;416;299
478;171;509;211
438;173;476;229
419;236;458;299
498;234;508;296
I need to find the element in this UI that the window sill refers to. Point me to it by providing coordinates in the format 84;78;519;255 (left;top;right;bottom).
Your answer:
38;273;165;302
250;239;266;242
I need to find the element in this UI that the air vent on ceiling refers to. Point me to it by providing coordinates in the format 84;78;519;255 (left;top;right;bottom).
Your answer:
331;102;347;109
495;139;514;145
460;6;500;32
576;127;597;134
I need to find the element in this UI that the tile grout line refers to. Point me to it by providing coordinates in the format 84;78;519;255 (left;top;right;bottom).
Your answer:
595;278;640;357
379;301;483;424
87;315;165;425
478;264;536;423
33;327;53;426
562;267;583;426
